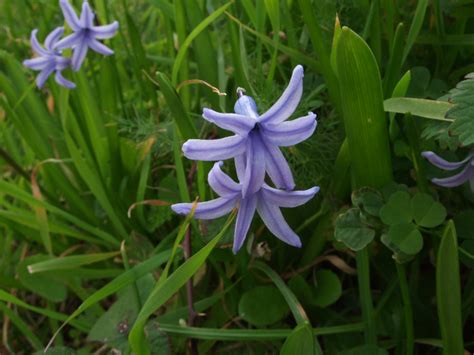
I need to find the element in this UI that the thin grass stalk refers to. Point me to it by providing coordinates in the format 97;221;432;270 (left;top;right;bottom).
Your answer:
396;262;414;355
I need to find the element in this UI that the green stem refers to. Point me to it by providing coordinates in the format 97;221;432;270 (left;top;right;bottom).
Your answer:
356;248;377;346
396;263;414;355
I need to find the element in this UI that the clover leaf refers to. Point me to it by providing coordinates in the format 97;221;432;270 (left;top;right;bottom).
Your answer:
382;223;423;255
379;191;413;225
335;208;375;251
411;193;447;228
351;187;384;217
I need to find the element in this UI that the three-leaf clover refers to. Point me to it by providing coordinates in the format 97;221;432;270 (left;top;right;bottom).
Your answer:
380;191;447;258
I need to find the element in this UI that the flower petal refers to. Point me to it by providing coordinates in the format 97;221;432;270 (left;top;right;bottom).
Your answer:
202;108;255;136
234;154;246;182
171;197;236;220
36;65;55;88
233;195;257;253
208;162;241;197
422;151;472;171
54;32;82;50
242;133;266;198
262;112;317;147
30;29;48;56
431;164;472;188
261;138;295;190
71;39;89;71
182;135;246;161
44;27;65;51
88;39;114;56
59;0;82;31
261;185;319;208
257;197;302;247
258;65;304;124
23;57;50;71
55;71;76;89
91;22;119;39
234;95;259;119
80;1;95;28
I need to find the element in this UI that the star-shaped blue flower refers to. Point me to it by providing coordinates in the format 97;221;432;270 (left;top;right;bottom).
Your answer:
422;150;474;192
23;27;75;89
172;162;319;254
55;0;119;71
182;65;317;197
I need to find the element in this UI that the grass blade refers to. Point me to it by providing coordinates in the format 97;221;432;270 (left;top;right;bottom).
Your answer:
403;0;428;62
128;212;236;355
45;250;173;350
27;251;120;274
156;322;365;340
0;302;43;350
171;2;233;86
252;261;308;325
436;221;464;355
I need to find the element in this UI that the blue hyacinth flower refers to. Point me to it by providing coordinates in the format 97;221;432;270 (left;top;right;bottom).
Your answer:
422;150;474;192
182;65;317;197
172;161;319;254
55;0;119;71
23;28;75;89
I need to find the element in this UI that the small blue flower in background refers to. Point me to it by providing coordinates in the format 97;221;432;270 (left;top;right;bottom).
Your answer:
182;65;317;197
23;28;76;89
172;162;319;253
422;150;474;192
55;0;119;71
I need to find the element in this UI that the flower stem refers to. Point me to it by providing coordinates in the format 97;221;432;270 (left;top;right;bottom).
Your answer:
396;262;414;355
356;248;377;346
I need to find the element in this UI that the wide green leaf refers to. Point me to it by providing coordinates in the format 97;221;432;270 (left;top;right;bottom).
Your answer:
383;97;452;121
336;27;392;188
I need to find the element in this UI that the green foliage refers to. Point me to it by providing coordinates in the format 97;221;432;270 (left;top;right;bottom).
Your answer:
446;73;474;146
312;269;342;307
336;27;392;188
437;222;464;355
337;186;447;263
238;286;289;326
380;191;413;225
335;208;376;251
281;323;318;355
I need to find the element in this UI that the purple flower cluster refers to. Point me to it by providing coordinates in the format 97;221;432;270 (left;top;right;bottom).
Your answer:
23;0;119;89
172;65;320;253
